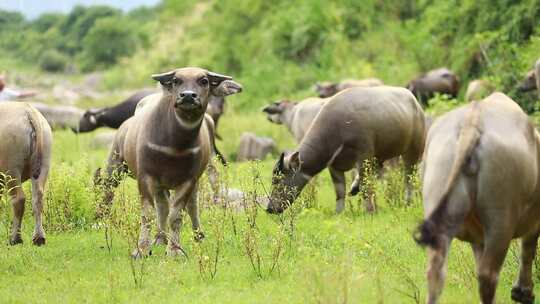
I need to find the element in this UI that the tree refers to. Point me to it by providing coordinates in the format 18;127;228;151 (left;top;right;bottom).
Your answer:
81;16;139;70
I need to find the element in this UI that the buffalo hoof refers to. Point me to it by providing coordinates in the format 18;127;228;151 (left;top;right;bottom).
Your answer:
194;231;205;242
167;244;187;258
349;186;360;196
9;236;23;246
32;236;46;246
511;286;535;304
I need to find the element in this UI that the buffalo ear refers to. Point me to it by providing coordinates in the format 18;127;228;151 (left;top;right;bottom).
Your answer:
285;151;301;171
262;105;273;114
151;70;176;86
212;79;243;97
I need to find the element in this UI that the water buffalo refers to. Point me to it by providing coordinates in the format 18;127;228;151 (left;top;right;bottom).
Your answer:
315;78;383;98
517;59;540;96
100;67;241;258
266;86;426;214
74;89;155;133
0;103;52;246
465;79;495;102
415;92;540;304
407;68;460;106
262;97;327;142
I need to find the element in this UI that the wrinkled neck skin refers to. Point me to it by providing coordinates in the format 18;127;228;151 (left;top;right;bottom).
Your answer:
150;94;204;148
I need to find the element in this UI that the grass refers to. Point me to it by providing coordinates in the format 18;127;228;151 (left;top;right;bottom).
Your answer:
0;109;534;303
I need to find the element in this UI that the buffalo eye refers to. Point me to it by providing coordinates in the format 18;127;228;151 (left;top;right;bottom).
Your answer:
172;77;182;86
199;77;209;86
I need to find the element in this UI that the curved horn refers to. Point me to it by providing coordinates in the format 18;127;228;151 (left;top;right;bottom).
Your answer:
207;71;233;86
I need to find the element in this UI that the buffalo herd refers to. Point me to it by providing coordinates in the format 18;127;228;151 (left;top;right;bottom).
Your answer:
1;59;540;304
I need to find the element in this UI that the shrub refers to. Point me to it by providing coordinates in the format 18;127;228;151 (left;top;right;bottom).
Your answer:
38;49;68;72
81;17;140;71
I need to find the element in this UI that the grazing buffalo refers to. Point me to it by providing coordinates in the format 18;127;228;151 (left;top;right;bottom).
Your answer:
262;97;327;142
100;67;241;258
517;59;540;96
465;79;495;102
315;78;383;98
415;92;540;304
74;89;155;133
266;86;426;214
407;68;460;106
0;103;52;246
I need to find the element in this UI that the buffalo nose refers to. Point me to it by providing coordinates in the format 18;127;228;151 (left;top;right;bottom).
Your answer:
180;91;198;99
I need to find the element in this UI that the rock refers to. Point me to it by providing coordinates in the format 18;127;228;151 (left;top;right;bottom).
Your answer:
236;132;276;162
29;102;84;130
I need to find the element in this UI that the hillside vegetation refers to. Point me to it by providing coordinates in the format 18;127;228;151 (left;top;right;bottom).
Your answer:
1;0;539;111
106;0;540;112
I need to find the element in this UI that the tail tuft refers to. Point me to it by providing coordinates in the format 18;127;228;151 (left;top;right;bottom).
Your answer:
414;219;439;248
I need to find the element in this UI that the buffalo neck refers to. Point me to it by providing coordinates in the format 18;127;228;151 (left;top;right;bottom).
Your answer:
298;124;339;177
99;108;128;129
150;96;202;149
282;105;297;134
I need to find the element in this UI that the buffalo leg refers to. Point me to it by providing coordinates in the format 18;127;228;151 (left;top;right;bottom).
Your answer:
185;184;204;241
31;172;48;246
511;232;539;304
403;161;415;204
477;233;512;304
349;162;362;196
131;177;155;259
206;161;220;203
471;242;483;274
349;160;380;213
350;160;383;195
426;235;451;304
167;182;194;257
153;190;169;246
328;167;346;213
9;179;25;245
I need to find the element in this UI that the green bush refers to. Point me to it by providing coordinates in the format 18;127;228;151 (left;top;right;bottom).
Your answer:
81;17;140;71
39;49;68;72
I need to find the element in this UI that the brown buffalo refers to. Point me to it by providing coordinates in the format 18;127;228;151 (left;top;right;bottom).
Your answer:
266;86;425;214
407;68;460;106
100;67;241;258
315;78;383;98
0;103;52;246
415;92;540;304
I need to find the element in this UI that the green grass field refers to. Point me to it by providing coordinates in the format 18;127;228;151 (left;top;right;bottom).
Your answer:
0;110;534;304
